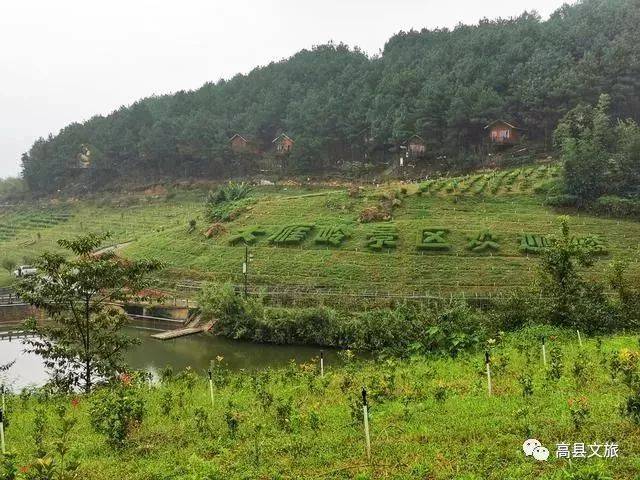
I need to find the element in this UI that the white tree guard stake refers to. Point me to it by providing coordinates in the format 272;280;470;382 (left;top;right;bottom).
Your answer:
320;350;324;377
541;336;547;366
208;368;215;408
362;387;371;461
577;330;583;347
485;351;492;396
0;408;5;454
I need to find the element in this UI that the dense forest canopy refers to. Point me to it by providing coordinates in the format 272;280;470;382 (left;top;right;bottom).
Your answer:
21;0;640;193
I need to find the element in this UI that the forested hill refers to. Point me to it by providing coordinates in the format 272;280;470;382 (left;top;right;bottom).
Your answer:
22;0;640;193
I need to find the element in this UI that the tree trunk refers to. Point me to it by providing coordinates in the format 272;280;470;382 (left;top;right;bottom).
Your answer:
85;359;92;393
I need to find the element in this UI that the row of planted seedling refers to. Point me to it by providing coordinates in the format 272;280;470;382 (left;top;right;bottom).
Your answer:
417;165;557;197
2;331;635;470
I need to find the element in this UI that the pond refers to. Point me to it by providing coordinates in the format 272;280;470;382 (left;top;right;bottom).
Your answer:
0;325;339;391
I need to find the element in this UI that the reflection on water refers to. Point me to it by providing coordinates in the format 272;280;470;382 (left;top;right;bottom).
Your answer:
0;326;339;390
0;335;49;389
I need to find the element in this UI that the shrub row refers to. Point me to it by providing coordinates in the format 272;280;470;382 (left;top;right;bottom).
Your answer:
268;224;315;245
228;227;266;245
466;230;500;253
315;225;350;246
200;284;489;356
416;228;451;251
366;224;398;250
593;195;640;218
519;234;550;254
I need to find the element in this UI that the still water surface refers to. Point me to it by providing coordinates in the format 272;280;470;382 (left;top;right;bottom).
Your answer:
0;326;337;390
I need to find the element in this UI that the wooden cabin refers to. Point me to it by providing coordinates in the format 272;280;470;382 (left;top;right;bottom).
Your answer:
272;133;294;154
485;121;524;145
229;134;260;154
404;135;426;158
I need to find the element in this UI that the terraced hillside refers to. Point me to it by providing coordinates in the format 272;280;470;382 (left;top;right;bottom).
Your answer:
2;164;639;297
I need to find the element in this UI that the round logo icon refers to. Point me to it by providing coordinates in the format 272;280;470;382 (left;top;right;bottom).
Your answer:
523;439;541;456
532;446;550;461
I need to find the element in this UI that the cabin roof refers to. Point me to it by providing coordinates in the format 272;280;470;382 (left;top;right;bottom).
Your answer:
484;120;524;131
228;133;258;143
272;133;294;144
405;134;426;144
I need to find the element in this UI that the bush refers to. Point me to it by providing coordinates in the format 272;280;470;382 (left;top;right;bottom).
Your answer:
366;224;397;250
519;234;549;254
268;224;314;245
204;181;253;222
533;177;563;195
200;283;490;356
207;181;252;205
358;205;391;223
89;383;145;447
315;225;350;246
416;228;451;251
545;194;580;207
466;231;499;253
205;198;251;223
1;257;16;272
593;195;640;218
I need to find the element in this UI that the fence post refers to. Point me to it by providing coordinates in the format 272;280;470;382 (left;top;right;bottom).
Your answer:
362;387;371;461
0;407;5;454
207;366;215;408
485;351;492;396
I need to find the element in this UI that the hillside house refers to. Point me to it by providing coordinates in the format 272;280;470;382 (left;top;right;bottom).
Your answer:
272;133;294;154
404;135;426;158
485;120;524;145
229;134;260;154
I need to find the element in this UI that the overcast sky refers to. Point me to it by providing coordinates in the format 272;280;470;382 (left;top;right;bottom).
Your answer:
0;0;570;179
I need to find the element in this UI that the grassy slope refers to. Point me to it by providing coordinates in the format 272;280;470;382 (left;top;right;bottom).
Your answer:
1;165;640;296
3;331;640;479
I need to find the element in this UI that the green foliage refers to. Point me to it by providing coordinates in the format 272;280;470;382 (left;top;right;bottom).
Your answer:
4;332;640;479
593;195;640;218
228;226;267;245
268;224;314;245
556;95;640;204
546;345;564;382
365;224;397;250
0;177;26;200
416;228;450;251
538;217;613;332
519;234;550;254
200;283;489;356
204;182;253;223
21;0;640;192
209;181;253;205
545;194;580;208
1;257;16;272
205;198;251;223
572;235;607;255
89;383;145;447
16;233;162;392
518;373;534;397
0;452;18;480
314;225;351;246
560;466;613;480
466;230;500;253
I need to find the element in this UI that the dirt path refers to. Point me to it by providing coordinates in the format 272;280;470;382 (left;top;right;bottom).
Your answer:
92;240;134;256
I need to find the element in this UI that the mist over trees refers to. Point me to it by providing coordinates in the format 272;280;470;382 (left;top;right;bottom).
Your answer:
20;0;640;193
